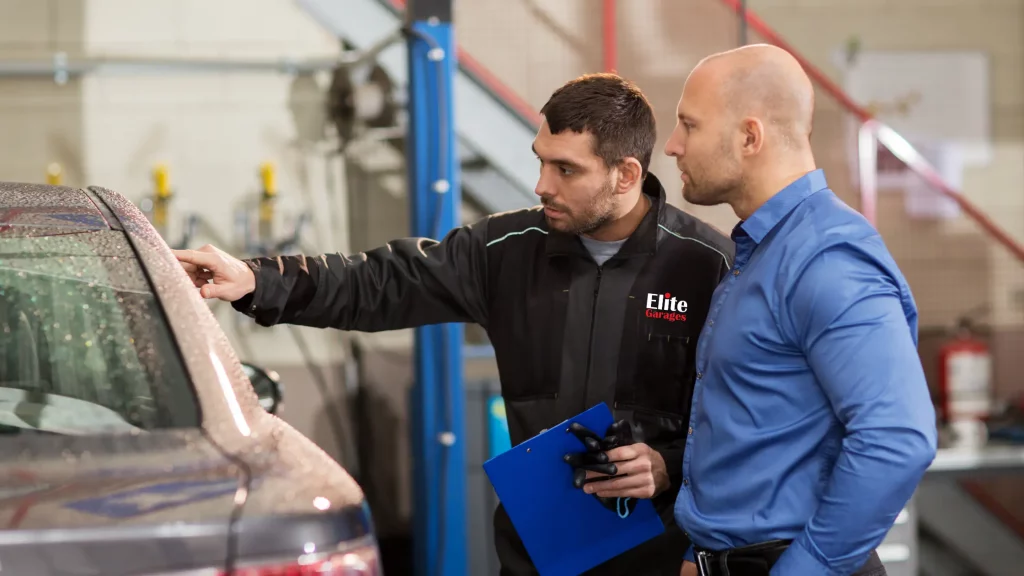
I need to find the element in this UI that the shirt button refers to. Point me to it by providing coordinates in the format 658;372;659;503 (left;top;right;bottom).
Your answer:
733;268;741;276
683;478;689;486
708;320;714;326
688;426;693;435
697;372;703;379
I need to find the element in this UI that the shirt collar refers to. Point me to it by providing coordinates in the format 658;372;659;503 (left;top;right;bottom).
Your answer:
736;169;828;244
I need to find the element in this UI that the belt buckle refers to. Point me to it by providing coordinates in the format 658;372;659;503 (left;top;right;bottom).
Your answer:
695;550;715;576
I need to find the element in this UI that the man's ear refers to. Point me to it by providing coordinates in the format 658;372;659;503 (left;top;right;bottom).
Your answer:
615;158;644;194
740;116;765;156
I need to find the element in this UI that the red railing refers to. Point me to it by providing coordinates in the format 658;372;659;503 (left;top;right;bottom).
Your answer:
603;0;617;73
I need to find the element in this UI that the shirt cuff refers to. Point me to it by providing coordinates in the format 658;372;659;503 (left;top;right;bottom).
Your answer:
769;540;838;576
684;544;695;563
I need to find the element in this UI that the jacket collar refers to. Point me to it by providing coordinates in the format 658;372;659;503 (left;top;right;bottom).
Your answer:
545;172;666;258
736;169;828;244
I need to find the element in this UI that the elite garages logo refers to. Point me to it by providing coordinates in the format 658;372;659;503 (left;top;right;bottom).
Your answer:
645;293;687;322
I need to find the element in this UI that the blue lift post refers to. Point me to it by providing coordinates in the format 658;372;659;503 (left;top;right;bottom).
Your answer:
405;0;467;575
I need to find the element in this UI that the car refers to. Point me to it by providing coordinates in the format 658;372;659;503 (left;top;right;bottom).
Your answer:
0;181;380;575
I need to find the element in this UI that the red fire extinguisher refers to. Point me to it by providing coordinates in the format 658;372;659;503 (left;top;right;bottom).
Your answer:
938;317;993;424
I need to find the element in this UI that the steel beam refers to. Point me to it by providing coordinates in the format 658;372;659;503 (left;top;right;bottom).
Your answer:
405;0;466;574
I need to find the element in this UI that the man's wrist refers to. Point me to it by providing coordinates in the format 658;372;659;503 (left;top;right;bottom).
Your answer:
649;447;671;496
242;260;257;297
652;445;682;495
231;259;261;314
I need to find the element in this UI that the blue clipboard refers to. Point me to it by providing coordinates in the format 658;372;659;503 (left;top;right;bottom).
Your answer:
483;402;665;576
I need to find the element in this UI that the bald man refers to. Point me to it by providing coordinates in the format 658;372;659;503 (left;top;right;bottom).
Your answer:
664;45;937;576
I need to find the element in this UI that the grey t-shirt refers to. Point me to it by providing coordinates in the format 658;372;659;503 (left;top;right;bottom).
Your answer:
579;235;627;266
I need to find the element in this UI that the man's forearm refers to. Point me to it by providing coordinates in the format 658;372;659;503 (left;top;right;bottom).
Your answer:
770;427;935;575
233;225;491;332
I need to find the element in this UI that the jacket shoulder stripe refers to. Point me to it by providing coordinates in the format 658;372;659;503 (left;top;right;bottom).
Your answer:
487;226;548;247
658;224;731;268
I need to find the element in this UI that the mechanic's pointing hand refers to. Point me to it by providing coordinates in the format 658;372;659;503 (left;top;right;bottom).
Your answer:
173;244;256;302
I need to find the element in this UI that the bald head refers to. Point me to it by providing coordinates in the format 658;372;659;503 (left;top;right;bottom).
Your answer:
664;44;819;217
695;44;815;148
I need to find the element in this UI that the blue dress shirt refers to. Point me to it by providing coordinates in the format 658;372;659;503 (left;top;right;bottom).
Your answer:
675;169;938;575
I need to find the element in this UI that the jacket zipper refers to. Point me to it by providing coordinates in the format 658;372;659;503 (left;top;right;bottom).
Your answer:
581;265;603;404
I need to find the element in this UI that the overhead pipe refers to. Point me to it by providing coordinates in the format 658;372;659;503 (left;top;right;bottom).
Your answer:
0;51;369;81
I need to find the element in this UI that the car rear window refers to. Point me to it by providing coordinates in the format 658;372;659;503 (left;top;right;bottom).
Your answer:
0;229;199;435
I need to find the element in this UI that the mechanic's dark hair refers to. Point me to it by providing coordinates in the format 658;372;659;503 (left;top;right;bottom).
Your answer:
540;73;657;177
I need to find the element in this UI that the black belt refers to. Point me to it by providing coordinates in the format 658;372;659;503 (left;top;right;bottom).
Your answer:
694;539;792;576
695;542;886;576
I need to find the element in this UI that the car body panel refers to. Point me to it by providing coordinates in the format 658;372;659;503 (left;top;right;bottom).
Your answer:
0;182;110;236
0;429;238;574
0;183;372;575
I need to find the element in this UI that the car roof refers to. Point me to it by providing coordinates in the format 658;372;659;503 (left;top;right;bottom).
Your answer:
0;182;114;234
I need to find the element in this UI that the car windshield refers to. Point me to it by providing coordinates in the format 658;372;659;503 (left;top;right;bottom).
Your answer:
0;229;199;435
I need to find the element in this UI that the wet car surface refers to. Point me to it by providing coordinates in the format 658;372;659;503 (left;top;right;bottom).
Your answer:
0;182;378;575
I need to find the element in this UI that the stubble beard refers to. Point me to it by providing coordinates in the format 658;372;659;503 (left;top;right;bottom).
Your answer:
544;179;617;236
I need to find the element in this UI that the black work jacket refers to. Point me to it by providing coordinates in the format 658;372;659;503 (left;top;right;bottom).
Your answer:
233;173;733;524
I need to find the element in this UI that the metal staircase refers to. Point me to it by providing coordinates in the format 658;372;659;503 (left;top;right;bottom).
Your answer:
297;0;540;215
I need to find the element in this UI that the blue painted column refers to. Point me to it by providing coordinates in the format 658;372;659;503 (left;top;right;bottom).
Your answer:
405;0;466;575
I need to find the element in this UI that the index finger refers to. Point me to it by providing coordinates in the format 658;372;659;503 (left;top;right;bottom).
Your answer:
172;249;217;270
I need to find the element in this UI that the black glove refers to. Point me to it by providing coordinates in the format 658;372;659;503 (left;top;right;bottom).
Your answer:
563;420;638;518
